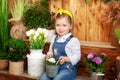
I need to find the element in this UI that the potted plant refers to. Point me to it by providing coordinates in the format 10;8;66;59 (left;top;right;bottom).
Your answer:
85;52;108;80
0;0;9;70
23;0;55;42
23;0;55;29
6;38;27;75
8;0;27;40
45;58;59;78
26;27;48;77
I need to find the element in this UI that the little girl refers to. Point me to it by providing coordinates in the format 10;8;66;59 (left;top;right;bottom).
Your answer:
40;9;81;80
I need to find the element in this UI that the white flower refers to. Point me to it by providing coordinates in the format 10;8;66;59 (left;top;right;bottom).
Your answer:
26;27;48;49
48;58;56;63
42;28;48;37
29;29;35;34
37;28;43;33
26;29;35;36
35;31;39;37
26;31;31;36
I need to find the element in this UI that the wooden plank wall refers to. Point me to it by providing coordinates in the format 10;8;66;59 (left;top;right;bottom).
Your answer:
28;0;111;42
48;0;110;42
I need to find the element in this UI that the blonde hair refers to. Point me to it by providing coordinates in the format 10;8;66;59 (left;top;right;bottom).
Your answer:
55;9;74;32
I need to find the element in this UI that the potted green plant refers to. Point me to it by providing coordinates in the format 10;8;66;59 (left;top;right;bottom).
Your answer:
26;28;48;77
45;58;59;78
6;38;27;75
23;0;55;29
0;0;9;70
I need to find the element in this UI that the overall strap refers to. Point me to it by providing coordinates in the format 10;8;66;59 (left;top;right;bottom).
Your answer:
65;35;73;43
54;35;73;42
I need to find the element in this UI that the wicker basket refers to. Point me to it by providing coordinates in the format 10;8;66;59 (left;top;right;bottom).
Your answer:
9;60;24;75
0;60;8;70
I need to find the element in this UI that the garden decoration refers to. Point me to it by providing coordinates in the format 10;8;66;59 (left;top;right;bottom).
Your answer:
26;28;48;77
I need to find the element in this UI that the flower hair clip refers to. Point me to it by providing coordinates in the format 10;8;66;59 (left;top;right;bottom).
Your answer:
56;9;73;20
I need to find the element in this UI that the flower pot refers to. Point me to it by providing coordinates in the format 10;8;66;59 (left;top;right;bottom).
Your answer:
0;59;8;70
90;72;104;80
9;60;24;75
46;64;59;78
27;49;45;77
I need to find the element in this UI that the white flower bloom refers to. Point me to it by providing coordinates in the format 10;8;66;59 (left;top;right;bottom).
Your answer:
42;29;48;37
42;28;48;33
35;31;39;37
26;29;35;37
26;31;31;36
30;29;35;34
37;28;43;33
27;28;48;49
48;58;56;63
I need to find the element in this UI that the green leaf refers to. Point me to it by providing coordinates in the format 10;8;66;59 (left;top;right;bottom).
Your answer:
115;29;120;40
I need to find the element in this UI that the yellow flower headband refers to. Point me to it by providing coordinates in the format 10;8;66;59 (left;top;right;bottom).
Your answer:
56;9;73;20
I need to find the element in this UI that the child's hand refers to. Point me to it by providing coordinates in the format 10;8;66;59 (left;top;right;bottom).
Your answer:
59;56;71;65
59;56;66;65
46;54;53;59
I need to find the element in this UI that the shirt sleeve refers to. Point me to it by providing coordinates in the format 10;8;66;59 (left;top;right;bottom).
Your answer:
65;37;81;66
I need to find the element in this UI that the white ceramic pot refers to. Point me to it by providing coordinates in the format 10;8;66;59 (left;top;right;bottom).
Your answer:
27;49;45;77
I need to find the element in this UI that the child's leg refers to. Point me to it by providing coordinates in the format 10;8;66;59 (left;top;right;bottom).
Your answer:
40;73;52;80
53;69;76;80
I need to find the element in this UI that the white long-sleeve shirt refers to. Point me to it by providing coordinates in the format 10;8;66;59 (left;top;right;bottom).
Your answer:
47;33;81;66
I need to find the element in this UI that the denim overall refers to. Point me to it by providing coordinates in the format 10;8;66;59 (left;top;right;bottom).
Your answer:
40;35;78;80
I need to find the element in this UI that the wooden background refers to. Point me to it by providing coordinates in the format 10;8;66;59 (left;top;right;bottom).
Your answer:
9;0;111;42
48;0;110;42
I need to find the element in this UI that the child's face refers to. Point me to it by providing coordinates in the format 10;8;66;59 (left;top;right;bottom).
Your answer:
55;17;72;36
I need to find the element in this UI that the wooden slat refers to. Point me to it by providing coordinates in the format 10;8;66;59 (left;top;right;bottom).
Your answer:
48;0;62;13
69;0;86;41
62;0;69;10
